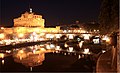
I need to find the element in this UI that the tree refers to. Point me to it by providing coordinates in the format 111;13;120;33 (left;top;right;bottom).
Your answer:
99;0;118;35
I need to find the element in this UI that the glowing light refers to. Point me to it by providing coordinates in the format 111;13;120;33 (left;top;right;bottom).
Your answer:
102;36;110;43
64;53;66;55
33;50;36;54
55;51;59;53
19;50;24;53
50;44;55;49
97;30;99;32
64;43;68;48
0;53;4;58
78;30;80;32
106;38;110;42
79;41;84;48
68;30;71;32
39;33;45;36
102;50;106;53
37;18;40;20
46;44;51;49
82;55;84;57
94;30;96;32
83;34;90;40
4;40;11;45
41;48;46;51
1;27;4;29
0;33;5;39
46;34;51;38
56;46;60;50
6;50;11;53
34;45;38;50
68;47;73;52
93;39;100;44
56;34;61;38
30;32;38;41
81;30;86;33
33;32;36;35
49;35;54;39
77;38;81;42
18;33;24;38
17;50;26;60
68;52;70;55
78;55;81;59
30;67;32;71
83;48;90;54
2;60;4;65
68;34;74;39
63;30;67;33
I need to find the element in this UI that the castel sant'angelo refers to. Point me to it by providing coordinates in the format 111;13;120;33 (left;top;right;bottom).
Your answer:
3;8;60;35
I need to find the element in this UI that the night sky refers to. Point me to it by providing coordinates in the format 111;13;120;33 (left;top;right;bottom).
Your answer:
0;0;101;27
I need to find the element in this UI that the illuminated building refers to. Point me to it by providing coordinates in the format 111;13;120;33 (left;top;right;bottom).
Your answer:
2;9;60;38
13;9;60;34
14;11;45;27
0;9;93;41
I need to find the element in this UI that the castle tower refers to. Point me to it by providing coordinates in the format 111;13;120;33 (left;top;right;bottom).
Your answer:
13;11;45;28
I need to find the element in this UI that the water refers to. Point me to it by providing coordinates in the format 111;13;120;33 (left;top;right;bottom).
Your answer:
0;41;103;72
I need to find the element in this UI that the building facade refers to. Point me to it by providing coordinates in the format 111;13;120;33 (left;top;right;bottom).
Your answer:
0;10;60;40
14;12;45;27
3;11;60;34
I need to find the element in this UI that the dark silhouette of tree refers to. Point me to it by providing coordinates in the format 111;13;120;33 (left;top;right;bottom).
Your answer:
84;22;100;31
99;0;118;34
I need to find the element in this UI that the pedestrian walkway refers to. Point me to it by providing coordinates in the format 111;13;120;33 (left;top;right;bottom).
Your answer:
96;47;117;73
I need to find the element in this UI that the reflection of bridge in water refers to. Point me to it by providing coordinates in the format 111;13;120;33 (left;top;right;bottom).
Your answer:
0;31;100;47
11;44;99;67
0;31;107;68
0;37;110;72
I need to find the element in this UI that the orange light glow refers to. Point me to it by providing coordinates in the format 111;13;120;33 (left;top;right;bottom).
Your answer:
0;53;4;58
0;33;5;39
18;33;24;38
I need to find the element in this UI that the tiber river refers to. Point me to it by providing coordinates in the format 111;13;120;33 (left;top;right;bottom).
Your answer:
0;41;105;72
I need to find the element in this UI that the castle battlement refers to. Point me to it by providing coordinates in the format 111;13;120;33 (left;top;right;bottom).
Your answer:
14;12;45;27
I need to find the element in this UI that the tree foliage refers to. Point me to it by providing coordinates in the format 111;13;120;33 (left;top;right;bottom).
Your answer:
99;0;118;34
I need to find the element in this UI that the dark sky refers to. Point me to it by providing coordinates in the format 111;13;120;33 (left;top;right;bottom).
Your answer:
0;0;101;27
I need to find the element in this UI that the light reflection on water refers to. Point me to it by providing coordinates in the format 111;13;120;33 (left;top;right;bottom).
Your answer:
11;43;62;67
0;52;11;65
12;45;47;67
0;42;102;68
0;53;4;58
